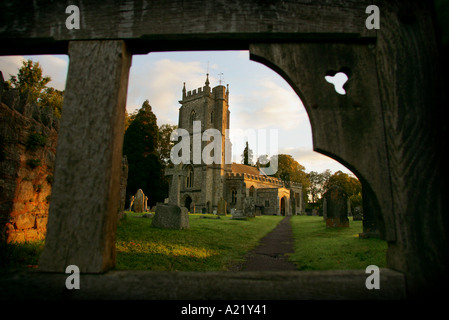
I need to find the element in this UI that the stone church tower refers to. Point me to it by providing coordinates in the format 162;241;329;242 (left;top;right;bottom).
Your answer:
177;74;231;213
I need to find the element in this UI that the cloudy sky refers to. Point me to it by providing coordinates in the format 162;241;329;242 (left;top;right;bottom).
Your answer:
0;51;352;174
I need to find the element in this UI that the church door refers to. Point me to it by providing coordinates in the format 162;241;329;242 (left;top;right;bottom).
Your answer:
280;197;286;216
185;196;192;212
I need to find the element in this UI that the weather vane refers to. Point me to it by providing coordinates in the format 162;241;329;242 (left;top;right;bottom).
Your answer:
218;72;224;85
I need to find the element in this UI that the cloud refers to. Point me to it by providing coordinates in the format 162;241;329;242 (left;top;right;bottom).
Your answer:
231;77;306;130
126;56;209;125
279;146;353;174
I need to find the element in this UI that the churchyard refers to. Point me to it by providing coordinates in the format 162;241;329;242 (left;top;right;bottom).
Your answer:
2;213;386;272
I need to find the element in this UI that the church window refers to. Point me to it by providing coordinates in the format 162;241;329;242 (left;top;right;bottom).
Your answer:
210;111;213;123
190;110;196;127
231;189;237;204
186;166;194;188
249;186;255;197
265;200;270;207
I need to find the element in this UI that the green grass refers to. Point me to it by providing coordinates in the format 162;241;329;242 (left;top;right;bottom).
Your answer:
115;212;283;271
0;240;44;269
288;215;387;270
1;214;388;272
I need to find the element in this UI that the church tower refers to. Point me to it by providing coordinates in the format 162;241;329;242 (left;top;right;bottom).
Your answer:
177;74;231;213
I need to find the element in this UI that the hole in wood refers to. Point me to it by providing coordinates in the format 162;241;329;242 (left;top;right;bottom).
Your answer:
325;69;350;95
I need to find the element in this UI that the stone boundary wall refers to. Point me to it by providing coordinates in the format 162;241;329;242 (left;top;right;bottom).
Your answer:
0;71;59;243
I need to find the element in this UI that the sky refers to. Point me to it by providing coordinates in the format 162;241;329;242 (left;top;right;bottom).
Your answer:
0;51;352;175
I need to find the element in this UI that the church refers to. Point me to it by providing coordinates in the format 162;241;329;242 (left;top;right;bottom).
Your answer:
169;74;304;216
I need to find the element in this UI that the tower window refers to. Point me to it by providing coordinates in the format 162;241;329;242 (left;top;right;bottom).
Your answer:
190;110;196;127
186;166;194;188
210;111;213;123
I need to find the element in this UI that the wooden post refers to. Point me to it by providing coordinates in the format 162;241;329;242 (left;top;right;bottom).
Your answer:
38;40;132;273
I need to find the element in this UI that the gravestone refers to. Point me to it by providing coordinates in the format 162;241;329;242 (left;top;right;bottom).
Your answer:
231;209;246;220
133;189;145;213
165;164;187;206
324;185;349;228
353;206;363;221
152;204;189;230
217;198;227;216
243;197;256;218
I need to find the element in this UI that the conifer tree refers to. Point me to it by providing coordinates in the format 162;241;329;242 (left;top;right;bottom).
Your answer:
123;100;168;208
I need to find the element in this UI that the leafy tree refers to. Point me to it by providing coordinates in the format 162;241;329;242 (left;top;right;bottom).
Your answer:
7;59;50;101
5;59;63;118
158;123;177;165
123;100;168;208
307;169;332;202
270;154;310;206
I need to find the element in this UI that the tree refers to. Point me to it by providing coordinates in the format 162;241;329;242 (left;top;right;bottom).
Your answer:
307;169;332;202
241;141;254;166
5;59;63;118
271;154;310;206
158;123;178;165
123;100;168;208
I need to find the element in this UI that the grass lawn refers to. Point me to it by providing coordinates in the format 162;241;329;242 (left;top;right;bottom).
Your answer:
115;212;283;271
1;213;387;272
289;215;387;270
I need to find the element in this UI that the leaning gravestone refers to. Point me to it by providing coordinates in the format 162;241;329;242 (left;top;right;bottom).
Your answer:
152;204;189;230
133;189;145;213
324;185;349;228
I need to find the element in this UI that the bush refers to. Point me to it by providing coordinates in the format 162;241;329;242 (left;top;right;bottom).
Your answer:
26;158;41;169
26;132;47;151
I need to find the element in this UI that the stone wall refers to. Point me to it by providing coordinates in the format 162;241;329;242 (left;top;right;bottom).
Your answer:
0;72;59;243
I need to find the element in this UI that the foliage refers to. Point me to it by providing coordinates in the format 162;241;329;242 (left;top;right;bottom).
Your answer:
158;123;177;165
5;59;63;118
7;59;50;101
26;132;47;151
39;87;64;118
123;100;168;208
26;158;41;169
289;216;387;270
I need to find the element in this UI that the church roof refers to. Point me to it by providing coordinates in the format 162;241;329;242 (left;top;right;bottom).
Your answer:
231;163;263;176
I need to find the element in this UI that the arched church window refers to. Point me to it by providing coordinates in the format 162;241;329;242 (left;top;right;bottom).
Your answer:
210;111;213;124
186;166;194;188
190;110;196;127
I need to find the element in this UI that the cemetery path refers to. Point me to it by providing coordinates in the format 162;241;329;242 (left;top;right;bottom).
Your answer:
233;216;297;271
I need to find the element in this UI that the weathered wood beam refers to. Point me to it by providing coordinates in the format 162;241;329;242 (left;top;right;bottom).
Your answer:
0;0;375;55
38;40;131;273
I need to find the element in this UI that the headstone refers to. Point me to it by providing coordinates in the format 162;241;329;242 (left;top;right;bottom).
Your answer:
324;185;349;228
243;197;256;218
165;164;187;206
152;204;190;230
217;198;227;216
353;206;363;221
231;209;246;220
133;189;145;213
